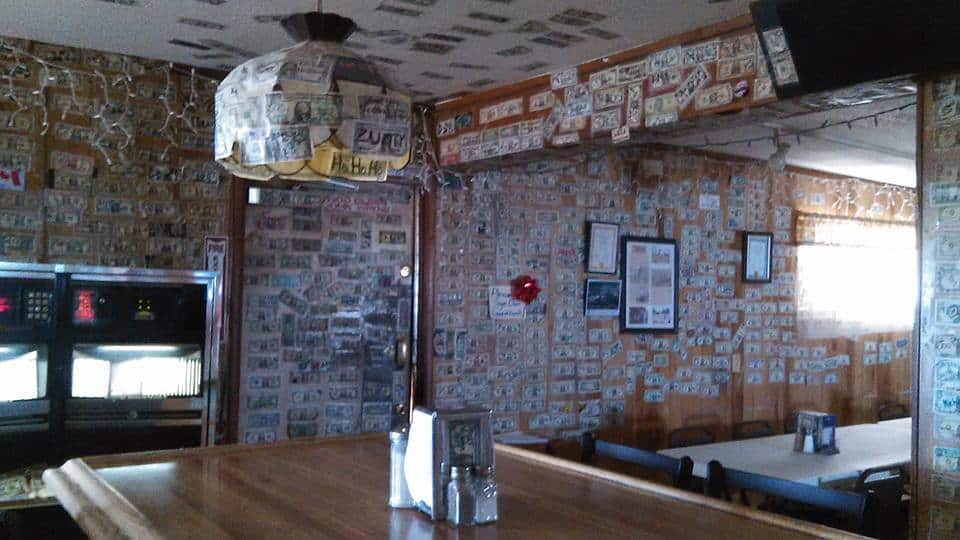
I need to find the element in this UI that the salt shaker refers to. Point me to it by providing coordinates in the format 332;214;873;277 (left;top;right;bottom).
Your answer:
446;466;475;526
473;466;498;524
388;427;414;508
802;428;816;454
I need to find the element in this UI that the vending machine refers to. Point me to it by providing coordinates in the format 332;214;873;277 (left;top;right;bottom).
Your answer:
0;263;221;472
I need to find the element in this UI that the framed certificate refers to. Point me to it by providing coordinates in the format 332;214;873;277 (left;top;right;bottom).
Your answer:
743;231;773;283
620;237;678;333
586;222;619;274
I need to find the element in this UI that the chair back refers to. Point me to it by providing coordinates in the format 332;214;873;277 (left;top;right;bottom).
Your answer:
784;412;802;434
705;460;877;536
877;403;909;421
855;465;905;508
667;426;715;448
733;420;775;440
580;432;694;491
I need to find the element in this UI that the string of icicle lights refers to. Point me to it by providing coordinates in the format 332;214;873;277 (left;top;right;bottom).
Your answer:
0;41;219;165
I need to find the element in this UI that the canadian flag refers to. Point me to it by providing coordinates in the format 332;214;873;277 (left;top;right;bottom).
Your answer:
0;168;23;189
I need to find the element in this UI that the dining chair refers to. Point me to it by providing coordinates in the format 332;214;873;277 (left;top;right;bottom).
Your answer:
667;426;715;448
704;460;878;537
732;420;775;440
784;408;812;434
877;403;909;421
855;466;907;540
580;432;695;491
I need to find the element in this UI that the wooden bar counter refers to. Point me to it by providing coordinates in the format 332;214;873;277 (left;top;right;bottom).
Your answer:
42;434;865;539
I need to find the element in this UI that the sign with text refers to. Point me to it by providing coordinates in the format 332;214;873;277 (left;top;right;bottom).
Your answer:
489;286;525;320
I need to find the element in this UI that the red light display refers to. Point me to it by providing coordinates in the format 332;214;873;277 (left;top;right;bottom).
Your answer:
0;296;10;314
74;289;96;324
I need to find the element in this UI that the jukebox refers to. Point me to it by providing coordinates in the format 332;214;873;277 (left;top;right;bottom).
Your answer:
0;263;221;472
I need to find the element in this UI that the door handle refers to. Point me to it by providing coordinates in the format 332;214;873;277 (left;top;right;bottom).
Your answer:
395;338;410;370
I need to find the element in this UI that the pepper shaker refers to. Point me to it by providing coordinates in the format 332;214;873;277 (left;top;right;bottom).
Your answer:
473;466;498;524
446;466;475;526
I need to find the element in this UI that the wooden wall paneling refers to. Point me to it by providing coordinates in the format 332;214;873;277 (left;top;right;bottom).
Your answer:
424;137;917;448
223;176;246;444
849;335;871;424
416;185;437;409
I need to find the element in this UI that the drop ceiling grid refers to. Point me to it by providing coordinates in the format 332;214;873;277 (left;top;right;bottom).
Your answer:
0;0;751;100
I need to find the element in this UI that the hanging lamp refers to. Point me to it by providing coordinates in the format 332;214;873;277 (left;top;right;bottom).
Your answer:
214;5;412;182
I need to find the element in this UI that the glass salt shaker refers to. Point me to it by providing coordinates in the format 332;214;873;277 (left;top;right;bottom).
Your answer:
388;427;414;508
473;466;498;524
446;466;475;526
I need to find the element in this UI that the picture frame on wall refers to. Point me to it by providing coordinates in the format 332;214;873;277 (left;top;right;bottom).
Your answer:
620;237;679;333
586;221;619;274
743;231;773;283
585;279;621;318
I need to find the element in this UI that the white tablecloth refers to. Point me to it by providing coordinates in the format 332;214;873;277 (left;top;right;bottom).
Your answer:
658;418;911;486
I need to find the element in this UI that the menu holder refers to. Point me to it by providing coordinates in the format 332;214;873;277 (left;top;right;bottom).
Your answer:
793;411;839;455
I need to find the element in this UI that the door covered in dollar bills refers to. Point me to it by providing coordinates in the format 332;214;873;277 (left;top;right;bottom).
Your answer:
238;183;415;443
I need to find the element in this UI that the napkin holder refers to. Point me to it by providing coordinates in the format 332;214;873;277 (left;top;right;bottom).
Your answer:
793;410;838;455
403;407;493;520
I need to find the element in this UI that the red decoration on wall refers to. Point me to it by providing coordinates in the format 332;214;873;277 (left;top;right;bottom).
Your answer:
511;275;541;305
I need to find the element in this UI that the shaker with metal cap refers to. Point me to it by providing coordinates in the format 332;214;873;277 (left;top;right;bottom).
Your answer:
473;466;498;524
446;466;475;526
388;426;415;508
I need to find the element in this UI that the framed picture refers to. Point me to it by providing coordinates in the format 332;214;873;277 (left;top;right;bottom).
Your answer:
585;279;621;318
742;231;773;283
586;221;619;274
620;237;678;333
438;409;493;468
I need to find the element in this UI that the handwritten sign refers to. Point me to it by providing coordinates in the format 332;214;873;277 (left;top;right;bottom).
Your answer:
489;285;525;320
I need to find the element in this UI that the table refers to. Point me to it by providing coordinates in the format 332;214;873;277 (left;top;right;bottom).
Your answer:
42;434;865;539
659;418;912;485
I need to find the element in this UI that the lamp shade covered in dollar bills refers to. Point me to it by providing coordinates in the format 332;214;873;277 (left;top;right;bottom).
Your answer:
214;12;412;182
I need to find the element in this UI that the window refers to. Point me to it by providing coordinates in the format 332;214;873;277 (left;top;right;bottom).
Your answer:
796;214;917;339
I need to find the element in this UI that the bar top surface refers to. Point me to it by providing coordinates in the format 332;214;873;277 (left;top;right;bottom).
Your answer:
42;434;866;539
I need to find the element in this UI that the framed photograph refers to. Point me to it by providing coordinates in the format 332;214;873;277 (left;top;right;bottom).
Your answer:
742;231;773;283
620;237;678;333
438;409;493;468
586;222;619;274
585;279;621;318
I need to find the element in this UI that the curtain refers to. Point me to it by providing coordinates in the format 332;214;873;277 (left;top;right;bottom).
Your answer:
795;213;917;339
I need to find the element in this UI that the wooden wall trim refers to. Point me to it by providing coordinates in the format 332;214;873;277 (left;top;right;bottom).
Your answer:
434;14;755;113
417;186;437;409
429;12;780;173
223;176;246;444
910;82;924;540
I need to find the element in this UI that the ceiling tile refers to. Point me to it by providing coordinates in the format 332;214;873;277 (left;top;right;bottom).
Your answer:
0;0;755;102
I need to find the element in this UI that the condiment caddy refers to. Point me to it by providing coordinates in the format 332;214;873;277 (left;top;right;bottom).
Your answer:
389;407;498;526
